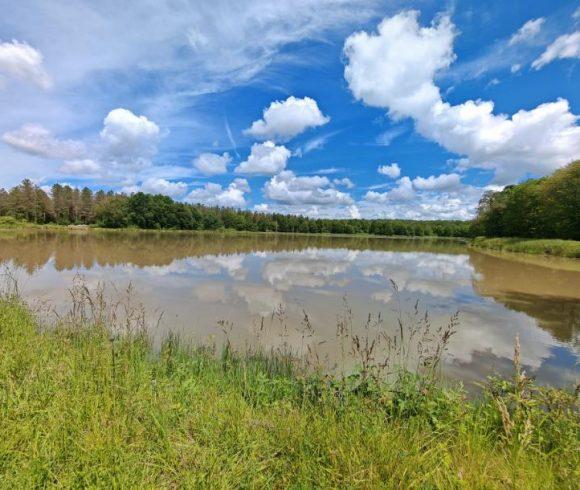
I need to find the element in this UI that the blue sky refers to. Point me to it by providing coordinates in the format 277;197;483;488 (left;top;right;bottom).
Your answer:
0;0;579;219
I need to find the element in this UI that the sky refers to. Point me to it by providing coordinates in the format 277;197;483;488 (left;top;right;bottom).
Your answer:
0;0;579;220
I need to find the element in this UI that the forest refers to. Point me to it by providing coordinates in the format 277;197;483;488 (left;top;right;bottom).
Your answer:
2;160;578;239
0;180;471;237
472;160;579;240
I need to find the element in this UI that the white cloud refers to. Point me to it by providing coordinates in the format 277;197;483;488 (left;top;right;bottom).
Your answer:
510;63;521;73
508;18;544;46
100;108;160;169
361;182;483;220
0;40;52;89
348;204;361;219
58;159;101;175
532;31;580;69
254;203;269;213
139;177;188;198
332;177;354;189
316;167;342;175
364;176;415;203
375;125;406;146
244;96;330;142
377;162;401;179
193;152;232;175
295;130;339;156
412;173;461;191
264;170;353;205
344;11;455;120
185;178;250;207
344;11;580;184
235;141;291;175
2;124;85;159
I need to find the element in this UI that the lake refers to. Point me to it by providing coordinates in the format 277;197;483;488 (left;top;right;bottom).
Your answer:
1;230;578;389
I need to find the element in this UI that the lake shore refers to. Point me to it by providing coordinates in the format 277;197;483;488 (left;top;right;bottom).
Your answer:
0;218;471;241
470;237;580;258
0;296;577;488
3;219;579;259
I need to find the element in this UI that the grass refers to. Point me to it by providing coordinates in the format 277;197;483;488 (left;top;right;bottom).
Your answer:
0;284;578;487
471;236;580;258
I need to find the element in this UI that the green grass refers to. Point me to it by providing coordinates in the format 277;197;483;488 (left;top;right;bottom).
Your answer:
0;299;577;488
471;237;580;258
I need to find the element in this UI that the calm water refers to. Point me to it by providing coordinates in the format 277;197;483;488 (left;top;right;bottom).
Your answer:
1;230;578;388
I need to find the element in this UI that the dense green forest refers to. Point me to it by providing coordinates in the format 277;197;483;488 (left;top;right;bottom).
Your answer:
0;180;470;237
2;160;577;239
472;160;579;240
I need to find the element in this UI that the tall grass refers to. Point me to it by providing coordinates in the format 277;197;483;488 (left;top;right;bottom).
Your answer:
0;278;577;487
471;236;580;258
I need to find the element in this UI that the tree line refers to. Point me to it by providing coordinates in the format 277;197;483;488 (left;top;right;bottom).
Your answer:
472;160;579;240
0;180;471;237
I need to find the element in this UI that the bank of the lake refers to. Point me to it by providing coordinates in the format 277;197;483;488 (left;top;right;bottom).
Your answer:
471;237;580;258
0;298;577;488
0;217;471;242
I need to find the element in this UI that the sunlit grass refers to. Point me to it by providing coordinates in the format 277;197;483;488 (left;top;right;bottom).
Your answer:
0;294;577;487
472;236;580;258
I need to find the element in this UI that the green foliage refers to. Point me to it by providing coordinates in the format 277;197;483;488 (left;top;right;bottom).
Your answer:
0;216;28;228
0;180;472;237
0;299;577;487
472;160;580;240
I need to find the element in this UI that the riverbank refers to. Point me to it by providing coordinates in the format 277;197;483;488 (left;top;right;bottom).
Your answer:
0;298;577;487
471;237;580;258
0;217;470;241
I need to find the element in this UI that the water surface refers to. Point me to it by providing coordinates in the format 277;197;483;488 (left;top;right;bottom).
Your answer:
1;230;578;388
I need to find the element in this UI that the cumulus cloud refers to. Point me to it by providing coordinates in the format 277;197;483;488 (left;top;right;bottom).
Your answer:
412;173;461;191
365;172;462;206
264;170;353;205
362;182;483;220
0;40;52;89
185;178;250;207
193;152;232;175
343;11;580;183
532;31;580;69
364;176;415;203
235;141;291;175
2;124;85;159
377;163;401;178
254;203;269;213
344;11;455;119
332;177;354;189
139;178;188;197
244;96;329;141
508;18;544;46
100;108;160;169
58;159;101;175
348;204;361;218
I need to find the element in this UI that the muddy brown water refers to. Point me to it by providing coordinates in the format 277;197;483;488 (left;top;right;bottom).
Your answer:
1;230;578;389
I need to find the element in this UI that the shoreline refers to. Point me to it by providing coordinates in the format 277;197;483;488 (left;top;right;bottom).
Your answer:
470;236;580;259
3;221;579;258
0;221;470;241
